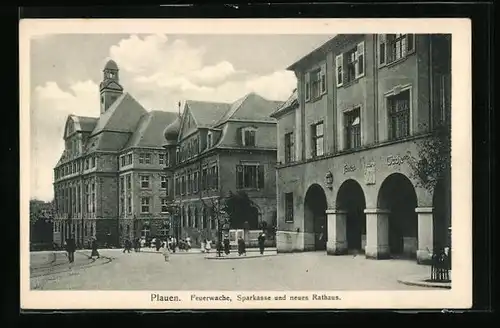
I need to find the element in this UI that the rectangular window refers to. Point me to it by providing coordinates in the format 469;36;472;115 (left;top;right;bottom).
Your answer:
305;72;310;102
161;198;168;213
91;157;96;168
175;177;180;196
207;133;213;148
285;193;294;223
193;171;199;193
236;164;264;189
385;34;415;64
202;168;208;191
181;175;185;195
212;166;218;190
120;176;124;194
344;107;361;150
310;69;321;100
145;153;151;164
284;132;295;163
141;197;150;213
127;153;132;165
159;154;166;165
139;153;145;164
378;34;387;66
311;122;324;157
244;129;256;147
161;176;167;189
335;54;344;87
121;156;125;167
140;175;150;189
127;196;132;213
186;172;191;194
126;174;131;190
388;89;411;140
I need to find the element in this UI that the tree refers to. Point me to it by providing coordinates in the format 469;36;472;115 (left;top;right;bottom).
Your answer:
224;191;259;230
409;112;452;248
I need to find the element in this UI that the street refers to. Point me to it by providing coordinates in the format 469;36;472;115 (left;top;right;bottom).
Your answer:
30;249;435;291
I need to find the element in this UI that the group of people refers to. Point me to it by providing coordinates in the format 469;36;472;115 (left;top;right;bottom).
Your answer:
64;235;100;264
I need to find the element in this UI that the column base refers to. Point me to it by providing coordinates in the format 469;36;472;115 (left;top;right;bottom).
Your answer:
326;240;348;255
365;245;391;260
416;249;433;265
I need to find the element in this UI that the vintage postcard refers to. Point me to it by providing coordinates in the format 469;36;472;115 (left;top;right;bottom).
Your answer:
20;18;472;310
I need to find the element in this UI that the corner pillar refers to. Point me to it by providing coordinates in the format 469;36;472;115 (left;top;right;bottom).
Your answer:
416;207;434;265
326;209;348;255
364;208;390;259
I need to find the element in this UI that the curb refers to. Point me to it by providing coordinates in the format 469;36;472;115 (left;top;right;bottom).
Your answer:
205;252;278;260
397;275;451;289
138;248;278;255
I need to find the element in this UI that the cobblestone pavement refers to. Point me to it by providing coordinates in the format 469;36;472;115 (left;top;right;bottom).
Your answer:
31;249;436;291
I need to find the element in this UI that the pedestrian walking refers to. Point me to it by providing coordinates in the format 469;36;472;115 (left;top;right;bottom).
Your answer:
90;237;100;259
258;232;266;255
123;239;132;253
162;243;170;262
155;237;162;252
65;235;76;264
237;236;246;256
205;239;212;253
223;237;230;255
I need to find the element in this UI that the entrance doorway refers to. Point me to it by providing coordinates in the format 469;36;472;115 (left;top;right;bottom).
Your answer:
336;179;367;253
377;173;418;258
304;184;328;251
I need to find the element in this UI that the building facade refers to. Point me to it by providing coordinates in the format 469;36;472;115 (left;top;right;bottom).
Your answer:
162;93;281;247
272;34;451;264
52;60;178;247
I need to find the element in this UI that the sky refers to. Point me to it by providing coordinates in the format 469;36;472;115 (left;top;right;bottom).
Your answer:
29;33;334;201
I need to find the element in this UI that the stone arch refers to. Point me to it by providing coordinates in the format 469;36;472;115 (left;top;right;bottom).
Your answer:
335;179;367;253
304;183;329;251
377;172;418;258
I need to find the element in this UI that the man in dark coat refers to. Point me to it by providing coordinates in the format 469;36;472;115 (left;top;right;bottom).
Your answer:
123;239;132;253
155;237;162;252
223;237;230;255
258;233;266;255
237;236;246;256
65;236;76;263
90;237;100;259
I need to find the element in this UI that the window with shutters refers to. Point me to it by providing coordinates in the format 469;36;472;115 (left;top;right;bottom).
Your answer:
285;193;294;223
338;41;365;86
311;121;324;157
344;107;361;150
379;34;415;66
236;164;264;189
387;88;411;140
241;127;257;147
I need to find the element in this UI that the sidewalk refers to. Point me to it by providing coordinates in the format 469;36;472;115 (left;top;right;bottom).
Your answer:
397;274;452;289
137;247;278;255
205;250;277;260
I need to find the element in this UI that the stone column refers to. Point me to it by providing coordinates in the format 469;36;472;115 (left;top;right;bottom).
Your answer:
416;207;434;264
364;208;390;259
326;209;348;255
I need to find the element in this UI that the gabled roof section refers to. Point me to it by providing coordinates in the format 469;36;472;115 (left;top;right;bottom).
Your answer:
125;110;178;148
90;93;147;137
185;100;231;128
270;88;298;118
215;92;282;126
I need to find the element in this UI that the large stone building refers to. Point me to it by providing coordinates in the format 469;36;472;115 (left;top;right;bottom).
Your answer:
52;60;178;247
271;34;451;264
162;93;282;247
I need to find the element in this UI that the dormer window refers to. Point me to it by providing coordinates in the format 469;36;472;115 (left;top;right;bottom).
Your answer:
241;127;257;147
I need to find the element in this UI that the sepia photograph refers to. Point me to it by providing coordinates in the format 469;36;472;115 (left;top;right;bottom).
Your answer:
20;19;472;309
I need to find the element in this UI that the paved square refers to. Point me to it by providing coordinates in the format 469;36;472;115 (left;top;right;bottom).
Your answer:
30;249;435;291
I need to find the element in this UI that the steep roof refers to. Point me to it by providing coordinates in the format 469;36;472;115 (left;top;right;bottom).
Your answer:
215;92;282;126
185;100;231;128
270;88;298;117
125;110;179;148
73;115;98;132
90;93;147;136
